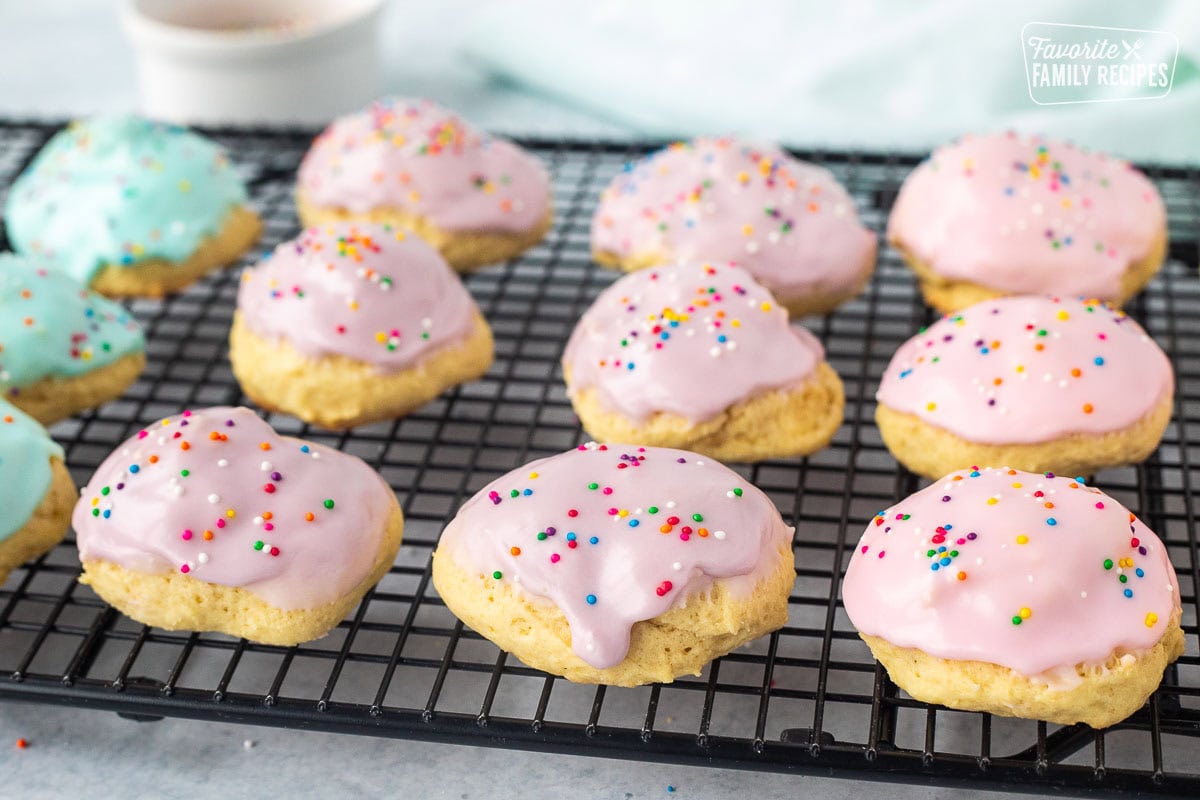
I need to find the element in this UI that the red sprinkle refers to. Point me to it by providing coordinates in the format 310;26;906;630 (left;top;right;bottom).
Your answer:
655;580;673;596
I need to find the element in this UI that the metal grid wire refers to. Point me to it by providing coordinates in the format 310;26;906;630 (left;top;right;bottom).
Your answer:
0;120;1198;797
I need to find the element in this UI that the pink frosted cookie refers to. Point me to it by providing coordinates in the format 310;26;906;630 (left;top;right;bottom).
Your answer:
431;443;795;685
842;467;1183;727
888;132;1167;312
296;98;553;271
875;295;1173;479
562;262;843;462
230;222;494;429
591;138;877;317
74;406;403;645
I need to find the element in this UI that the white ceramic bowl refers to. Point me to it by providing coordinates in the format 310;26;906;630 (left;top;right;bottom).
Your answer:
120;0;385;125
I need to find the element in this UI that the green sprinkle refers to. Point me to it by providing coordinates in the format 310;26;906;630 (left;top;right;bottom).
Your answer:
492;570;502;580
254;541;264;551
692;513;703;522
324;499;335;509
732;488;743;497
1103;558;1114;570
180;469;190;478
648;506;658;514
926;549;936;557
587;482;599;490
1011;616;1022;625
101;486;110;496
1119;574;1128;583
537;532;547;541
92;508;99;517
510;489;519;498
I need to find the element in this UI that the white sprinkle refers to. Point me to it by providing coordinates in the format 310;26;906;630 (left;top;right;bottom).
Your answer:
746;241;760;255
666;501;676;509
710;345;722;357
672;562;682;571
713;530;727;540
311;452;320;460
217;459;228;468
696;461;704;467
260;461;272;472
207;493;219;504
726;341;737;351
253;516;264;525
422;318;433;329
1081;591;1088;598
243;740;255;751
198;553;209;565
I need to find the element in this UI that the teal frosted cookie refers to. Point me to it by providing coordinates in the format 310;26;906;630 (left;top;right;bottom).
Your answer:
4;114;261;297
0;254;145;424
0;399;74;585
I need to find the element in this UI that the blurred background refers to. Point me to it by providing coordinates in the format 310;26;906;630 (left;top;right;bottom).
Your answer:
0;0;1197;162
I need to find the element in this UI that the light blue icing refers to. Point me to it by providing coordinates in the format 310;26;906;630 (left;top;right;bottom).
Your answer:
0;253;145;396
4;114;249;285
0;398;63;542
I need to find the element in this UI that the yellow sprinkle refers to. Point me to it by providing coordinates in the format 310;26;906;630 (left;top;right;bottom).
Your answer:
741;224;754;236
731;319;741;328
1011;482;1023;489
1019;607;1032;620
529;472;539;479
226;509;236;519
91;497;99;507
1016;534;1029;545
375;332;387;343
1016;365;1025;373
1057;310;1069;321
1145;612;1159;627
618;509;629;518
987;497;998;505
349;301;360;311
926;402;937;412
394;231;406;241
736;171;750;184
178;179;191;193
760;302;772;312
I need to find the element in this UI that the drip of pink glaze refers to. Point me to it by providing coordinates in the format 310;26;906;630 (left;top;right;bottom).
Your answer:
887;132;1166;299
563;262;824;423
590;137;876;305
436;443;793;669
236;222;478;371
842;467;1179;678
297;97;550;233
73;406;396;610
876;295;1172;444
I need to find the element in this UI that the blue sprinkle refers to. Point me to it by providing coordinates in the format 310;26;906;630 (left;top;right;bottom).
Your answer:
1094;356;1105;366
589;536;599;545
1124;588;1133;598
102;509;111;519
937;546;947;553
1136;568;1145;578
1046;518;1057;526
660;332;670;341
899;369;913;380
129;464;140;474
717;334;727;343
627;362;635;370
586;594;597;605
300;445;310;453
930;563;940;571
523;489;532;496
980;347;989;354
939;557;951;567
628;519;640;528
669;320;679;328
944;524;953;530
566;532;576;541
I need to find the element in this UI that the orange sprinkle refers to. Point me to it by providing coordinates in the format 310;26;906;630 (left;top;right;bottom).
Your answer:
2;416;11;423
956;571;967;581
203;530;214;541
180;441;190;451
510;546;521;556
260;442;272;450
1034;343;1045;351
1083;403;1094;414
262;512;273;520
209;431;221;440
1070;368;1082;378
698;527;709;537
1044;502;1054;509
659;524;672;533
148;455;159;464
304;512;314;522
15;738;28;749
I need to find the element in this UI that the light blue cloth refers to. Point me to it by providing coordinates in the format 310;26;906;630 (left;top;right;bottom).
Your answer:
463;0;1200;163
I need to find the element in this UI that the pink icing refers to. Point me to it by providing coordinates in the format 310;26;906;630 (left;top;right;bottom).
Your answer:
876;295;1173;444
73;406;396;610
591;137;876;306
562;262;824;423
297;97;550;233
887;132;1166;299
436;443;793;669
842;467;1180;678
236;222;478;371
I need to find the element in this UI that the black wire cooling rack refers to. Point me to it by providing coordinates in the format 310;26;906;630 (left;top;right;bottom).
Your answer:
0;120;1198;798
